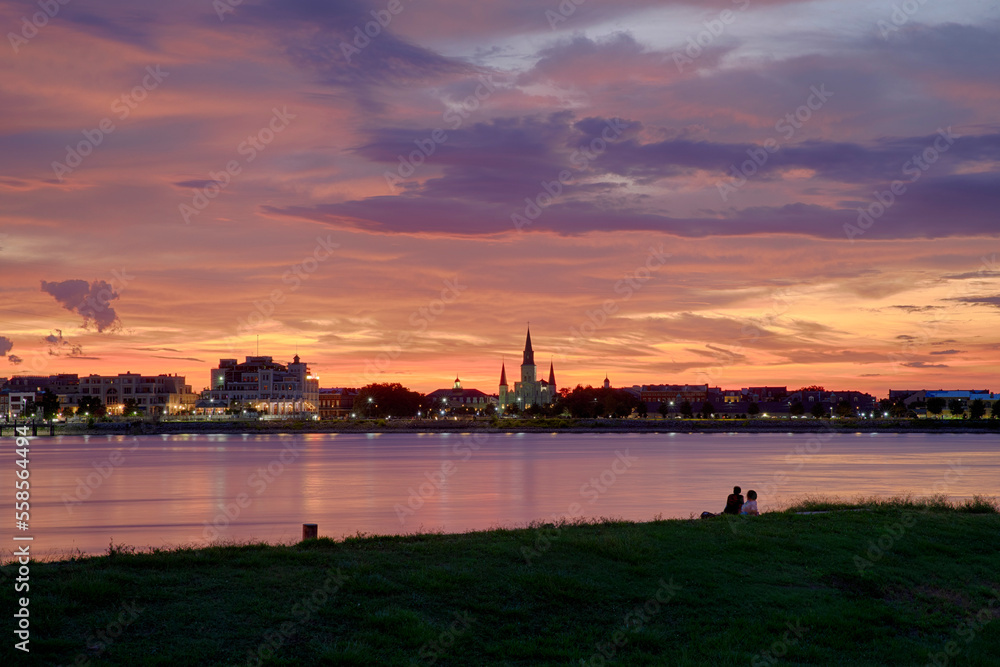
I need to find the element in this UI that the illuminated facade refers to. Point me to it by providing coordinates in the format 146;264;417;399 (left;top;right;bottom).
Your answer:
79;373;195;415
499;328;557;411
207;355;319;416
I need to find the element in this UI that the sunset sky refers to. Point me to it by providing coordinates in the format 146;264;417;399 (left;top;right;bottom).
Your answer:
1;0;998;395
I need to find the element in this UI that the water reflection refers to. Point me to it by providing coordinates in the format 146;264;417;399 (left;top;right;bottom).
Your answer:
18;431;999;560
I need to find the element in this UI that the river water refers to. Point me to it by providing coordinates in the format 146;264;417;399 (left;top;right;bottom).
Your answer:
13;431;998;560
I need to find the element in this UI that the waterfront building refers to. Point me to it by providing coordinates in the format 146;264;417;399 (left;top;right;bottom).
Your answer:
498;328;557;411
426;377;493;413
79;373;196;415
207;355;319;416
318;388;358;419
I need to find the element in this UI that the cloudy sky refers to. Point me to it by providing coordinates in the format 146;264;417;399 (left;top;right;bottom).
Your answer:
1;0;998;394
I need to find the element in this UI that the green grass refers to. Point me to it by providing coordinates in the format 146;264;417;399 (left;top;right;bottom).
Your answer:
783;493;1000;514
3;504;999;665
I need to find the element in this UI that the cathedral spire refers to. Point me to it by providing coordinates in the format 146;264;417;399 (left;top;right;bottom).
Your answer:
499;361;508;387
548;360;555;386
522;327;534;366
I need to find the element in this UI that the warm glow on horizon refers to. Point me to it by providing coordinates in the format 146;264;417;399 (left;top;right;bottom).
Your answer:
1;1;998;398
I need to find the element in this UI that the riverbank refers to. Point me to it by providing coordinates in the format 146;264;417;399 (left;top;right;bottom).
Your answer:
3;499;997;665
42;415;1000;436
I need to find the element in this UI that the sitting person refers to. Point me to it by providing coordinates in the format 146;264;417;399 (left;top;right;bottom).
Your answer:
740;489;759;516
722;486;744;515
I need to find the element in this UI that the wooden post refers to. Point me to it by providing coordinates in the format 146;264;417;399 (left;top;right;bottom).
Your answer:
302;523;318;540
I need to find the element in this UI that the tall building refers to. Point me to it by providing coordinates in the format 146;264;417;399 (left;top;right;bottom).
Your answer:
499;328;557;411
207;355;319;416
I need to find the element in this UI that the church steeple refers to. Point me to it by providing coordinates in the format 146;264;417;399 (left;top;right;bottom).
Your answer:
548;361;555;387
522;327;534;366
499;362;507;387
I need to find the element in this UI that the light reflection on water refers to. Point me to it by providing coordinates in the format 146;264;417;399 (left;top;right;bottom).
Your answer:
16;431;999;560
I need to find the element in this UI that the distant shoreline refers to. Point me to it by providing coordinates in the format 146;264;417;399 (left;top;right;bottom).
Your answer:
37;417;1000;437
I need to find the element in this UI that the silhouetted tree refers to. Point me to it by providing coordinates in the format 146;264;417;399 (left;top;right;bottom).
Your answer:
747;402;761;416
835;399;853;418
926;397;946;417
810;402;825;419
679;400;693;418
356;383;424;418
789;400;804;417
969;399;986;420
947;399;964;418
658;402;669;419
557;385;642;418
77;395;106;418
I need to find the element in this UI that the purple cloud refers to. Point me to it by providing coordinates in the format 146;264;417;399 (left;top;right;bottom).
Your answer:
40;279;121;332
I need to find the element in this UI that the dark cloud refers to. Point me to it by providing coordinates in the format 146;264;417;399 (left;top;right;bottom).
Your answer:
8;355;22;365
45;329;84;357
269;110;1000;239
236;0;476;92
890;305;943;313
0;336;12;356
929;349;963;355
172;180;219;190
948;295;1000;308
40;279;121;332
901;361;949;368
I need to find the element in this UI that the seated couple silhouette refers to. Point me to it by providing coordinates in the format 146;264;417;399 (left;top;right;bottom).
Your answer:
701;486;759;518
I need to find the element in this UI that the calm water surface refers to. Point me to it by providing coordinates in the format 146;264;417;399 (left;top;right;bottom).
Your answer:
16;431;999;560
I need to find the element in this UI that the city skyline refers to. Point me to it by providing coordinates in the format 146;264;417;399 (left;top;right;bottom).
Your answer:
2;1;999;396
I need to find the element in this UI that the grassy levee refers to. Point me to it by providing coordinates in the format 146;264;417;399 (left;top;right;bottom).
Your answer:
3;499;999;665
